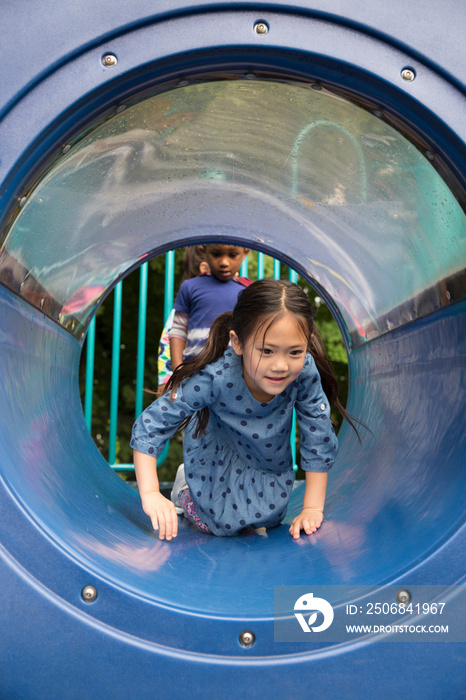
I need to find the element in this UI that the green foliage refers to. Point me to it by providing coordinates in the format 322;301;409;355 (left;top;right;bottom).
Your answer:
79;249;348;480
316;320;348;364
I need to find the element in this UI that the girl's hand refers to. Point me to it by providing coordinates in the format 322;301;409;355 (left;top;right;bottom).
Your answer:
289;508;324;539
140;491;178;540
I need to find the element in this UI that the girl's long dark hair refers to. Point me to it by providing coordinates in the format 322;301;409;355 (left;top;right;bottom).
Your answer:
164;278;363;439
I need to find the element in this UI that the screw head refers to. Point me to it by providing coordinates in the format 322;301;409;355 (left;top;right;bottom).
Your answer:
102;54;118;68
239;630;255;647
396;589;411;605
82;585;97;602
254;21;269;35
401;68;415;82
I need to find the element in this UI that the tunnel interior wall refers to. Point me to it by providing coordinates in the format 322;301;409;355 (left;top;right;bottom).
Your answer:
1;282;465;627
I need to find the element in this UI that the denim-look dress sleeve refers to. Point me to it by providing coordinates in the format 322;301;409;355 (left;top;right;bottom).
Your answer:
130;368;217;459
295;354;339;472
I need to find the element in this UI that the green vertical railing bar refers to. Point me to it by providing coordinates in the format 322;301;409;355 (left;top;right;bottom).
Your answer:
291;411;298;472
109;281;123;465
84;316;96;432
286;265;298;470
164;250;175;324
135;262;148;419
257;252;265;279
240;257;248;277
157;251;176;467
273;259;281;279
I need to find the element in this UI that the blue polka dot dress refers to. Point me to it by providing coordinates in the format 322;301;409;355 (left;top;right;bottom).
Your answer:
131;350;338;536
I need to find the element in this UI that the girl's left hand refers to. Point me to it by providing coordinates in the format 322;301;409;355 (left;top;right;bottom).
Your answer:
289;508;324;539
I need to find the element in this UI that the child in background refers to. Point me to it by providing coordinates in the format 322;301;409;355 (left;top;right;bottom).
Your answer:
132;279;360;540
169;244;250;371
157;246;210;390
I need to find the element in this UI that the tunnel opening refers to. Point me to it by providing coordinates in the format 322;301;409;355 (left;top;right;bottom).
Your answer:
0;74;465;656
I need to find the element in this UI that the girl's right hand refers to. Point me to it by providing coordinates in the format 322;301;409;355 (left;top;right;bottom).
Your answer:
140;491;178;540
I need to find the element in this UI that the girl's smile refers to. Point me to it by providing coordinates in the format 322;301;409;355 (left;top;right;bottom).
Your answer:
266;376;287;385
230;313;308;403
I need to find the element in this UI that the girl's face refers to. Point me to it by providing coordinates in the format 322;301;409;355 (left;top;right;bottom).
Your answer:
230;313;308;403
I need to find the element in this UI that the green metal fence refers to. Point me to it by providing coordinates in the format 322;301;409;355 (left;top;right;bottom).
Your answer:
83;250;299;474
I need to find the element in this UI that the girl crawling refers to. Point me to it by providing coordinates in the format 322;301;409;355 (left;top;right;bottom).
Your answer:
131;278;354;540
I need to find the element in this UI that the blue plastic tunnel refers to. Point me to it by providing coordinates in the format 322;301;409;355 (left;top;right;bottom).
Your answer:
0;2;465;698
